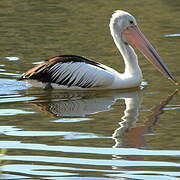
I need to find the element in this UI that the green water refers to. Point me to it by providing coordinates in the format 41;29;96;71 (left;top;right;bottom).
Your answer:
0;0;179;179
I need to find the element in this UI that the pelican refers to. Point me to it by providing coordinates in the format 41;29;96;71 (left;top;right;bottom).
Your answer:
20;10;177;90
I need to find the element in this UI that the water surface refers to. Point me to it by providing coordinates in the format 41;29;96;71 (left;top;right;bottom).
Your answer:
0;0;179;179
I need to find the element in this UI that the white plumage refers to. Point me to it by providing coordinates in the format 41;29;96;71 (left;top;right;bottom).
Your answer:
47;62;114;88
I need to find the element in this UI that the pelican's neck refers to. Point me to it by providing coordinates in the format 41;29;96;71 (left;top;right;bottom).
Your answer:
110;24;142;77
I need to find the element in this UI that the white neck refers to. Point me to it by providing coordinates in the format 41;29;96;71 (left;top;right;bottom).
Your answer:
110;24;142;78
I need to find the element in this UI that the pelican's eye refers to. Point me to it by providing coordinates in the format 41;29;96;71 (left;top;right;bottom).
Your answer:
129;20;134;25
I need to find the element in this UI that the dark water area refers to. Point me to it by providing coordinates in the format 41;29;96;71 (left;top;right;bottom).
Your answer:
0;0;179;179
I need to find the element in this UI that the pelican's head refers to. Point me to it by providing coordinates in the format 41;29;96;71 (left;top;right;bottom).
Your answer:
110;10;137;33
110;10;177;84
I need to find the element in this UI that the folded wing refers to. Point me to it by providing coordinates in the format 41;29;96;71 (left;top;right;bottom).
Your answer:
21;55;114;88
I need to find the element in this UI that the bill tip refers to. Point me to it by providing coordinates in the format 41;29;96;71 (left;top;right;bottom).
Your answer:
168;77;178;85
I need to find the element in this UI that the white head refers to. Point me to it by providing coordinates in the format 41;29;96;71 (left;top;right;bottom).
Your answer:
109;10;177;84
110;10;137;34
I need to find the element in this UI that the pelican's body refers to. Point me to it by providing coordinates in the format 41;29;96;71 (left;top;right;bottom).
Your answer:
20;10;176;90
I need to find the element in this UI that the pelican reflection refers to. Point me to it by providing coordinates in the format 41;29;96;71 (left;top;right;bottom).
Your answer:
113;90;177;148
30;89;176;148
29;89;142;117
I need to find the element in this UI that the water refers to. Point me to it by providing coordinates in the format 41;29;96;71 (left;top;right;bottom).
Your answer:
0;0;180;179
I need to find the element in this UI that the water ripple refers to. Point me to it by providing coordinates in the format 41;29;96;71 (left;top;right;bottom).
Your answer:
52;118;92;123
0;141;180;156
109;173;180;180
2;155;180;167
1;130;104;139
0;109;35;116
165;34;180;37
5;57;20;61
2;164;77;176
